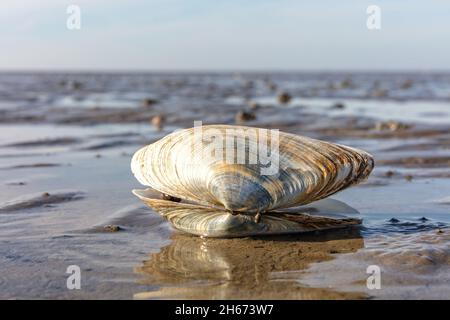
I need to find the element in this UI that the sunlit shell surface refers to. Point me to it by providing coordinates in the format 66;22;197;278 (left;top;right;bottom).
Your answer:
133;188;361;238
131;125;374;213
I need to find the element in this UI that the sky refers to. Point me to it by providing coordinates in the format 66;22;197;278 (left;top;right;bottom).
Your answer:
1;0;449;71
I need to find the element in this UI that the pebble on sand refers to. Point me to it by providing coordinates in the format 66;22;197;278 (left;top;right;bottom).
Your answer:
235;110;256;123
71;81;83;91
374;120;411;132
277;92;292;104
103;225;123;232
6;181;27;186
142;98;159;107
151;115;165;130
330;102;345;110
385;170;395;178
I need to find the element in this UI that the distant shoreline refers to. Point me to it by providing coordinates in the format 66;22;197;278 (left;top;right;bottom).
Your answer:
1;69;450;75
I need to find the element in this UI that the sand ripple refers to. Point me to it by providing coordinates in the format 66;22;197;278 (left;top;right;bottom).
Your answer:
0;190;84;212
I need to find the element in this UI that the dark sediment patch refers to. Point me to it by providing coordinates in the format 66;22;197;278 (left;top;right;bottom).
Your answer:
330;102;345;110
420;111;449;118
357;179;389;187
5;181;27;186
0;163;62;170
3;137;80;148
0;190;84;212
382;141;450;152
383;170;396;178
373;169;450;180
378;156;450;168
0;152;54;158
88;132;141;139
78;140;136;151
0;106;163;125
141;98;159;107
373;170;418;181
54;108;159;125
315;126;449;140
277;92;292;104
413;171;450;179
0;114;45;123
100;225;123;232
362;218;448;236
235;110;256;123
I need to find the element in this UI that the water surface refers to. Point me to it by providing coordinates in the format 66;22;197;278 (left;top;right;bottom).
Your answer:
0;72;449;299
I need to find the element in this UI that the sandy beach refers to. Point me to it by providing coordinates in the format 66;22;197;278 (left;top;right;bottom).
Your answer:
0;72;449;299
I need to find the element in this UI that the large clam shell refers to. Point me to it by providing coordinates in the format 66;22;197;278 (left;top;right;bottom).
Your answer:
131;125;373;213
133;188;361;238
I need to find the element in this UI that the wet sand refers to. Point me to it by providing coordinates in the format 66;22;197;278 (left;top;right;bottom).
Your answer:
0;72;449;299
135;229;365;300
301;229;450;299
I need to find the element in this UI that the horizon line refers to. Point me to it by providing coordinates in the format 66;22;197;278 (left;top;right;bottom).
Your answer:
1;68;450;74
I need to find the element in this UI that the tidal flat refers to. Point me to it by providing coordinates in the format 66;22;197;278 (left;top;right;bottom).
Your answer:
0;72;449;299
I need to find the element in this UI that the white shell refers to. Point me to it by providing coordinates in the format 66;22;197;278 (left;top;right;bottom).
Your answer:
131;125;374;213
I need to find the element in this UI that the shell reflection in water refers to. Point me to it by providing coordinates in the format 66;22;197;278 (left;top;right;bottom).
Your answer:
133;228;365;299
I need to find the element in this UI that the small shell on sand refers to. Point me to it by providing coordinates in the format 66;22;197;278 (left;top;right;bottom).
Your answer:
151;115;165;130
